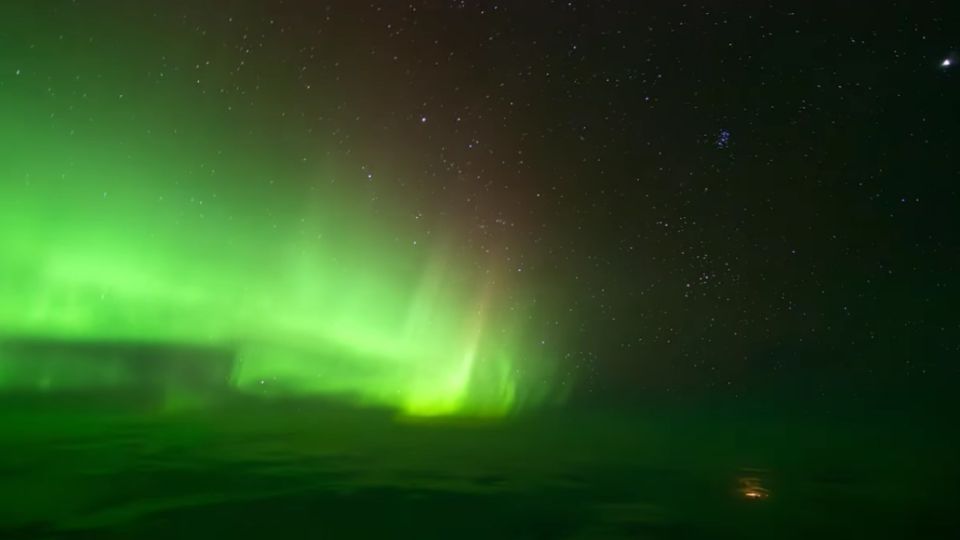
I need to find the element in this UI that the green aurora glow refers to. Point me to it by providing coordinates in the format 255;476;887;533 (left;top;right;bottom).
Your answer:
0;46;560;416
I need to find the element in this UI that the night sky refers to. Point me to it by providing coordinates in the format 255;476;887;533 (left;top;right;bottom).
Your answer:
7;0;956;404
1;1;960;536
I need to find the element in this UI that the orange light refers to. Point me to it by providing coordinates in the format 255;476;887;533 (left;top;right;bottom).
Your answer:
738;474;770;500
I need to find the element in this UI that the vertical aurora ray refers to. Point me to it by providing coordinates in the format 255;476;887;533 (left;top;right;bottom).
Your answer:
226;247;549;416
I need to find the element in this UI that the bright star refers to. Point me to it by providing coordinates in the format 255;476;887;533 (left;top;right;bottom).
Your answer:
942;58;952;68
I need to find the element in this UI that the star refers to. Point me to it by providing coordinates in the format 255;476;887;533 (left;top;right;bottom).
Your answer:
941;58;952;68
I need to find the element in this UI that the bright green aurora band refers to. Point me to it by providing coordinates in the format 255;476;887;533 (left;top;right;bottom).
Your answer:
0;46;560;417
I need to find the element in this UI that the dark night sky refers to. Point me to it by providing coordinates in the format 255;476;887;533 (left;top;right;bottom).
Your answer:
2;0;958;407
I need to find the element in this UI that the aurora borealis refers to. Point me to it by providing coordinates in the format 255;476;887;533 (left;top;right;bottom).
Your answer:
0;119;556;417
0;2;560;416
